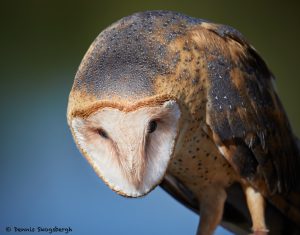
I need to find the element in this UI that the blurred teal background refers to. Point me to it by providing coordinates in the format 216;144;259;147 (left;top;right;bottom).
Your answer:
1;1;299;235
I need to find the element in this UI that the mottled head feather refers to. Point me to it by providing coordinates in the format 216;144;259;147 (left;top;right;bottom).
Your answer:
67;11;208;123
73;11;207;98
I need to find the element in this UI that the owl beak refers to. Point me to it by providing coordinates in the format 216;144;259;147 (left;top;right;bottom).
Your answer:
124;149;146;189
127;153;135;172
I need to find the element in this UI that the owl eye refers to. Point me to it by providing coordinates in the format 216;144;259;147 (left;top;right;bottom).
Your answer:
148;120;157;133
98;128;109;139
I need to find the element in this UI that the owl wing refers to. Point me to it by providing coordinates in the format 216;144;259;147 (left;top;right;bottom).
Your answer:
203;24;300;194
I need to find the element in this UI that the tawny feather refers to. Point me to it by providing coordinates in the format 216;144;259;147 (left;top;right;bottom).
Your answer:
68;11;300;235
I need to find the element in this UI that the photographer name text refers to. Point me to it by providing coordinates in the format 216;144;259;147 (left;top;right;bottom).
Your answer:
5;226;72;234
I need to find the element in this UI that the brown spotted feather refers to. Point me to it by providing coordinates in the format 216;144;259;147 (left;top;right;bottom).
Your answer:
203;24;300;195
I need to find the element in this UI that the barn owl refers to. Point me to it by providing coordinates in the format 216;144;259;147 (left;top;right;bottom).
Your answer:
67;11;300;235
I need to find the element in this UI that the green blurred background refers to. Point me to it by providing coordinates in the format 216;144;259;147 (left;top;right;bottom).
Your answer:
1;1;299;235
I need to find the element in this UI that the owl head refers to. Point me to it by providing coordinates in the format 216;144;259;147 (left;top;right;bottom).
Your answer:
67;11;210;197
